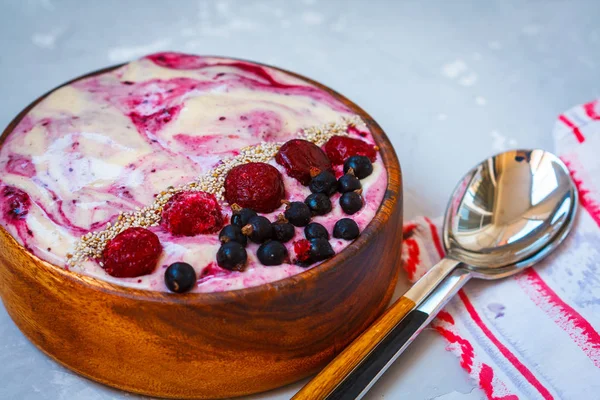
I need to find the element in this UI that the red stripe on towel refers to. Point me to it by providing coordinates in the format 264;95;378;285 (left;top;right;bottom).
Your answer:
424;217;445;257
427;219;522;398
433;317;518;400
459;291;554;399
583;100;600;120
515;269;600;368
559;115;585;143
563;158;600;228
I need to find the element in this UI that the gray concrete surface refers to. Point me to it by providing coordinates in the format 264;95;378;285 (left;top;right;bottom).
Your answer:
1;0;599;399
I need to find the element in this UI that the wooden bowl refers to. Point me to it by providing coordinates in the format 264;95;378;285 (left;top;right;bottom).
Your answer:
0;60;403;399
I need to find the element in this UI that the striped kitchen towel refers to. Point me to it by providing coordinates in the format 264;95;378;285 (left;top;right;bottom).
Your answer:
402;100;600;399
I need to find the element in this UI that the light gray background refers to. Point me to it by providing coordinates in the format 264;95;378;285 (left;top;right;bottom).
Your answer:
1;0;599;399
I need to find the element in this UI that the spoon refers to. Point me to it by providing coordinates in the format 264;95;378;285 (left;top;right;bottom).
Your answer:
293;149;578;400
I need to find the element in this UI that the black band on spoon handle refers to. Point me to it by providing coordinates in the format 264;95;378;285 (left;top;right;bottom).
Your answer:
325;309;429;400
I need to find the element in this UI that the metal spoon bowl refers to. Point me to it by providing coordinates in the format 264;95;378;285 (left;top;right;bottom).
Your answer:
445;149;576;274
405;149;577;307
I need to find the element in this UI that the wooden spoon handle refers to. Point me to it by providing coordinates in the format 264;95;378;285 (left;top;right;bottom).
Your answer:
292;295;418;400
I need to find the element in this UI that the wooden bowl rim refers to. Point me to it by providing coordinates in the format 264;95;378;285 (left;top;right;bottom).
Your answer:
0;55;401;304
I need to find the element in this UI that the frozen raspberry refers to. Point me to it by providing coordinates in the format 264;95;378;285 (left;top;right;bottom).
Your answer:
323;136;377;165
103;227;162;278
293;239;312;263
275;139;332;185
2;186;31;220
224;162;285;213
162;191;224;236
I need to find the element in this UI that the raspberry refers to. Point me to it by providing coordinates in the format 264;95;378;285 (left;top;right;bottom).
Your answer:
224;162;285;213
323;136;377;165
103;227;162;278
275;139;332;185
2;186;31;220
162;191;224;236
293;239;311;263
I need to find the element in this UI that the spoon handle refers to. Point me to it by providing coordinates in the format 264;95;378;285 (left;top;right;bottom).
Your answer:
292;258;460;400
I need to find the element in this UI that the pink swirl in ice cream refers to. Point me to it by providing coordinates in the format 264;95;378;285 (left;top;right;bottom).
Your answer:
0;52;387;292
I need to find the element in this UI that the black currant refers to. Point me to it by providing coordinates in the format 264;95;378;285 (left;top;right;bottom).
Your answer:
344;155;373;179
216;242;247;271
272;215;295;242
338;173;362;193
304;222;329;240
231;204;257;228
340;191;363;215
164;262;197;293
257;240;288;266
333;218;360;240
305;193;332;216
284;201;312;227
242;216;273;243
309;238;335;262
309;170;338;196
219;225;247;246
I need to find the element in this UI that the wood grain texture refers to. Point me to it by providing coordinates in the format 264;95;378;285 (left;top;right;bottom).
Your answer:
292;296;416;400
0;59;403;399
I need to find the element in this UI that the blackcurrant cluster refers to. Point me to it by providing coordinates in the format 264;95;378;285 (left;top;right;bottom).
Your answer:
283;161;370;265
211;155;374;273
307;155;373;217
165;215;361;294
339;155;374;215
301;222;334;264
215;206;295;270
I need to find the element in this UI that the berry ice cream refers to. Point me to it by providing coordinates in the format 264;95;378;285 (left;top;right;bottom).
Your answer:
0;52;387;293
